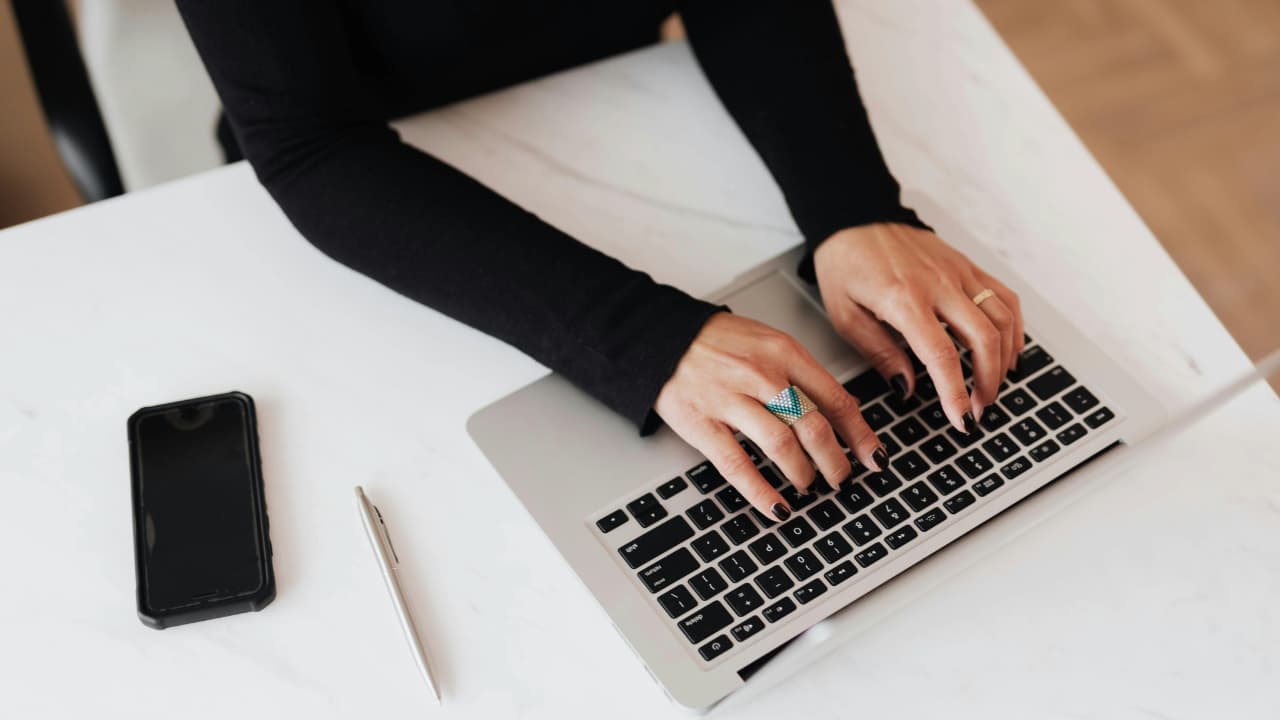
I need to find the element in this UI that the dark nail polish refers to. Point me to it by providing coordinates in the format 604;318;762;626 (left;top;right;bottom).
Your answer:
771;502;792;522
872;447;890;472
963;412;978;436
890;374;909;401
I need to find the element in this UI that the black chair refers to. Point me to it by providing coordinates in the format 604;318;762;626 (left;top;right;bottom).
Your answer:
11;0;124;202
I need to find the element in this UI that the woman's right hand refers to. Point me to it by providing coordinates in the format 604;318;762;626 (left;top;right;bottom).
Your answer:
653;312;888;521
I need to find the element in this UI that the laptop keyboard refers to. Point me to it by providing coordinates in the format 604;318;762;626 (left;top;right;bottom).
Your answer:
593;335;1115;665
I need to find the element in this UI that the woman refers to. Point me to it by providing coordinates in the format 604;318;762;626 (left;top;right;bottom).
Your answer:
177;0;1022;522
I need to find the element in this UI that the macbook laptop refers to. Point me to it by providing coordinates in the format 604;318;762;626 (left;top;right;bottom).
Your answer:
467;201;1163;709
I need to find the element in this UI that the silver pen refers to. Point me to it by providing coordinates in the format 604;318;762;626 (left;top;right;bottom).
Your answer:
355;486;442;703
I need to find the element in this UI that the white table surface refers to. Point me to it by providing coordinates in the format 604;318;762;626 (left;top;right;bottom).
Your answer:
3;1;1278;717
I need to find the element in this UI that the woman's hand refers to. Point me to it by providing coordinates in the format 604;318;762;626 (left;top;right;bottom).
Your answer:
814;222;1023;432
654;313;888;520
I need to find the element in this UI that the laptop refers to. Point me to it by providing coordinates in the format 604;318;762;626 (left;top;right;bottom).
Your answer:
467;200;1163;709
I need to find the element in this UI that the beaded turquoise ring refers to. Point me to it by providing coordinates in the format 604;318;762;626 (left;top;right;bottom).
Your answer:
764;385;817;427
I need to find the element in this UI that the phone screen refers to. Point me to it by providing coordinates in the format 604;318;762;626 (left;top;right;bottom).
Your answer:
132;396;265;611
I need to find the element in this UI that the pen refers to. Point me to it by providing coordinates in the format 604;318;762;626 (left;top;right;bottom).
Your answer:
355;486;442;703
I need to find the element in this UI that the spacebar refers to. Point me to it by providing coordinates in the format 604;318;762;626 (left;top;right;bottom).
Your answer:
618;516;694;569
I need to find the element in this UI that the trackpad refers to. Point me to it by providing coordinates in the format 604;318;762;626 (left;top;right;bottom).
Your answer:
722;271;862;378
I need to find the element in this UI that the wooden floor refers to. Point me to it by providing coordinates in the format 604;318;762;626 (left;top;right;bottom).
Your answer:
975;0;1280;384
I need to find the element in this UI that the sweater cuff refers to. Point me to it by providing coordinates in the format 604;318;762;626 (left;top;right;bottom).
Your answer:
628;300;727;436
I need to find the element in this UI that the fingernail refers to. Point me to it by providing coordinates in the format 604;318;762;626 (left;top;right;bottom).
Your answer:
963;412;978;436
771;502;792;522
872;447;890;472
890;374;909;401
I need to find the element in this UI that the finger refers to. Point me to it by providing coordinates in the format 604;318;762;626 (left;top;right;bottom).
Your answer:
784;350;888;476
978;270;1024;369
685;417;791;521
726;396;816;495
830;301;915;398
937;288;1003;417
885;300;972;434
964;275;1015;382
787;410;850;493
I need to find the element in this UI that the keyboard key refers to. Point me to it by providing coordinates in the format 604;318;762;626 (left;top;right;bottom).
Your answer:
725;584;766;616
979;403;1012;431
794;579;827;605
784;548;823;581
982;432;1019;462
688;462;727;494
882;435;903;456
891;450;930;480
914;506;947;532
731;616;765;642
864;471;903;497
920;402;950;430
687;499;725;530
808;499;847;531
834;481;874;513
920;434;958;464
1085;407;1115;428
626;492;667;528
1001;388;1038;416
943;490;976;514
814;531;854;563
854;542;889;567
759;465;785;489
780;485;819;511
619;516;695;568
884;526;918;549
748;533;787;564
657;585;697;618
679;601;733;644
843;514;882;546
871;497;910;528
1000;456;1032;480
596;509;628;534
1029;439;1061;462
639;548;699;593
1028;366;1076;400
657;477;688;499
721;514;760;545
762;597;797;623
901;481;940;512
755;567;796;598
844;369;890;403
1010;417;1047;446
955;449;994;478
1035;401;1072;430
824;560;858;586
1009;345;1053;382
715;485;749;513
915;375;938;400
739;439;762;465
1063;386;1100;414
779;516;818;547
890;417;929;446
885;392;922;417
688;567;728;600
692;531;731;562
927;465;966;494
947;425;983;448
972;474;1004;496
862;404;893;430
698;634;733;661
1057;423;1087;446
719;551;759;583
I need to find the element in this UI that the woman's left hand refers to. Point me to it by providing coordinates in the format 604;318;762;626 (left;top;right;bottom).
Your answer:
813;222;1024;432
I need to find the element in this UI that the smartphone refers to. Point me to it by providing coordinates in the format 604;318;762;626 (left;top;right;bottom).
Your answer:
127;391;274;629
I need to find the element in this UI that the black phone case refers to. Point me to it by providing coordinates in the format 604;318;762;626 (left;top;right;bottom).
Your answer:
127;391;275;629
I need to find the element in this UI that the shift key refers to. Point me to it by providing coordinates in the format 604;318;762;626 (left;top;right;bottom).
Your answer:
619;516;695;568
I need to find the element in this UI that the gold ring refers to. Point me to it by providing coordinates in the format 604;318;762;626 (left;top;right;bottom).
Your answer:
971;288;996;307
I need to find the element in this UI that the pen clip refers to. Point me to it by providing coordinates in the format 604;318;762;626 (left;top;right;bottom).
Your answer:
373;504;400;567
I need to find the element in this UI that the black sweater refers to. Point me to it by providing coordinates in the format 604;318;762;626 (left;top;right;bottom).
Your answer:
175;0;924;432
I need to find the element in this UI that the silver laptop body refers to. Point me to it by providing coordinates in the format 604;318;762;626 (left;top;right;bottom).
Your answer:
467;205;1162;710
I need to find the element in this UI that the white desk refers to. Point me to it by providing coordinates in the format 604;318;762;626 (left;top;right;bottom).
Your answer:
3;1;1278;717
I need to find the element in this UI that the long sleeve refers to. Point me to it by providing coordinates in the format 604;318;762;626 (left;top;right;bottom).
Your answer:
174;0;722;433
680;0;929;281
